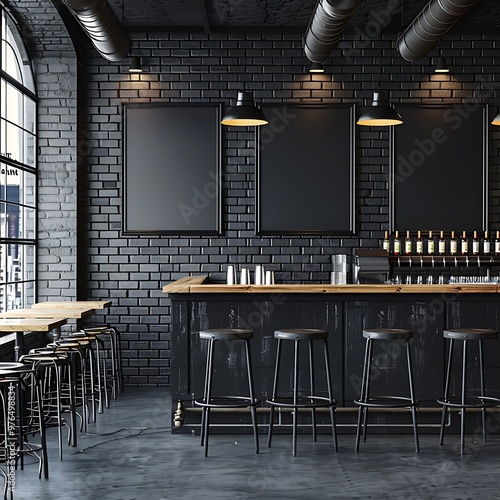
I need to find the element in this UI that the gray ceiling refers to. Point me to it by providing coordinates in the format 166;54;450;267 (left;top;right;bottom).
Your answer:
105;0;500;33
5;0;500;60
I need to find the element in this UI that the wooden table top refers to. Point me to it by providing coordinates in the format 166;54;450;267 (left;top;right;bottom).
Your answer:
0;307;95;319
0;318;67;332
31;300;112;310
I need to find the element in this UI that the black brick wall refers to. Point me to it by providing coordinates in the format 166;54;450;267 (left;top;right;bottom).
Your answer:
77;32;500;385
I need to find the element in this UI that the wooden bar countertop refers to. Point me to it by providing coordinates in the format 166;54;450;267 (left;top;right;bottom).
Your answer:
163;276;500;294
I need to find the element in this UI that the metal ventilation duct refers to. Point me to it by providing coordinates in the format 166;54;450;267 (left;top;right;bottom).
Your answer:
61;0;130;62
397;0;479;62
304;0;363;64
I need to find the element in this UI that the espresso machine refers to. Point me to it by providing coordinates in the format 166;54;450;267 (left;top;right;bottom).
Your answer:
353;249;390;284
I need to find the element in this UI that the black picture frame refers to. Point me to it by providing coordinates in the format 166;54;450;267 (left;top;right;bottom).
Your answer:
122;103;222;235
256;104;355;235
390;104;488;233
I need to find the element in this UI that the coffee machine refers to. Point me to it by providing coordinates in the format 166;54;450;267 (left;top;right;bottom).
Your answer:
353;249;390;284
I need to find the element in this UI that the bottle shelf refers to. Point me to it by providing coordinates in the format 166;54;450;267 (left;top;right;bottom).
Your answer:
388;255;500;267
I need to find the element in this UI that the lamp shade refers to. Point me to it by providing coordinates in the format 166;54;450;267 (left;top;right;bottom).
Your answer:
309;62;324;73
435;56;449;73
221;91;268;126
492;111;500;126
357;92;403;126
129;56;142;73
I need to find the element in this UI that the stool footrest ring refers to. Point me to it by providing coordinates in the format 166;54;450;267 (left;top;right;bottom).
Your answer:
195;396;260;409
266;395;336;409
354;396;420;408
437;396;500;409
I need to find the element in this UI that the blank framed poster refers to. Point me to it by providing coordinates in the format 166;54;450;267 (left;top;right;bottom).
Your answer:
122;103;222;235
390;104;488;232
256;104;355;235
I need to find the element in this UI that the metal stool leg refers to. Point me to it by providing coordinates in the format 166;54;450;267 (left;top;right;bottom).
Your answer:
362;338;374;442
309;340;317;443
244;338;259;454
479;339;487;443
460;340;468;455
267;338;282;448
292;339;299;457
323;338;338;451
33;372;49;479
200;338;214;453
355;337;372;452
406;340;419;452
440;338;454;445
203;338;215;457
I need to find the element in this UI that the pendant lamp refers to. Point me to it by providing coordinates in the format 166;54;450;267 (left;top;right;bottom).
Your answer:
221;91;268;126
129;56;142;73
309;62;324;73
434;55;449;73
357;92;403;127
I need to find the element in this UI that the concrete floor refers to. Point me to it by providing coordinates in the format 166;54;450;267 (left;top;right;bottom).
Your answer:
13;387;500;500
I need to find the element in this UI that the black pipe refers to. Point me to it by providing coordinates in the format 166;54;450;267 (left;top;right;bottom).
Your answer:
397;0;479;62
61;0;130;62
304;0;363;64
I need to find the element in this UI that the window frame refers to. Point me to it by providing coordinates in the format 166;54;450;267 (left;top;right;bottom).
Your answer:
0;6;37;311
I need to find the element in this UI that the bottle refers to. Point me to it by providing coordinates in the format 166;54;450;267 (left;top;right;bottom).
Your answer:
405;230;412;255
495;231;500;255
483;231;491;255
393;231;401;255
383;231;390;253
450;231;457;255
416;231;423;255
427;230;435;255
461;231;468;255
438;230;446;255
472;231;480;255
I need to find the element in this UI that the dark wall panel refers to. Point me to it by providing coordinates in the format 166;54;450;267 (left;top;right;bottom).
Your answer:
390;104;488;233
123;103;222;235
256;104;355;235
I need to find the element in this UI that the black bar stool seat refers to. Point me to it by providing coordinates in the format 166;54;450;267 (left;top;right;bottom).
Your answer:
443;328;498;341
354;328;419;452
195;328;260;457
437;328;500;455
266;328;337;457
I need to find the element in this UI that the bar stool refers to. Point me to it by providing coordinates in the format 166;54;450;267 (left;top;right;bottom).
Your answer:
0;363;49;487
48;340;91;430
82;325;123;400
437;328;500;455
62;330;109;414
266;328;337;457
195;328;260;457
20;351;77;459
55;335;104;421
354;328;419;452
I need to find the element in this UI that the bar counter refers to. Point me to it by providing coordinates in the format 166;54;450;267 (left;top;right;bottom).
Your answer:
162;275;500;294
163;276;500;433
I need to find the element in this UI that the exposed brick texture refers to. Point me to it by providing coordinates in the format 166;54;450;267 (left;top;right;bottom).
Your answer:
35;57;78;301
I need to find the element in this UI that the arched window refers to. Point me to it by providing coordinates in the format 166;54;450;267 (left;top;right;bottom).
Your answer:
0;8;36;310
